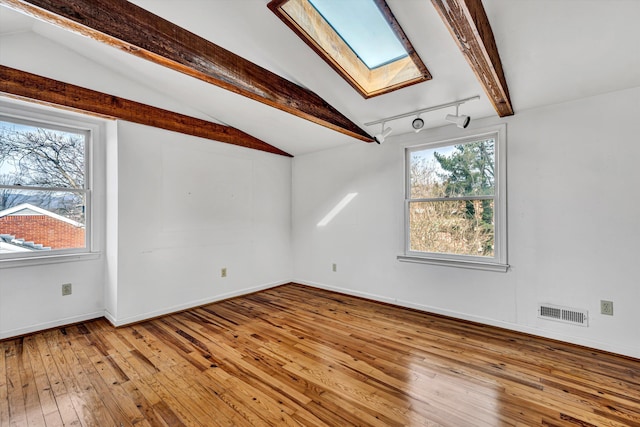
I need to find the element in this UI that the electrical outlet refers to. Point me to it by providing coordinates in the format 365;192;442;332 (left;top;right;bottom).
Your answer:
600;300;613;316
61;283;72;296
332;263;337;272
221;268;227;278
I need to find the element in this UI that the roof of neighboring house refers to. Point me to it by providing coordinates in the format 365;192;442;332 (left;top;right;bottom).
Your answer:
0;234;51;253
0;203;84;227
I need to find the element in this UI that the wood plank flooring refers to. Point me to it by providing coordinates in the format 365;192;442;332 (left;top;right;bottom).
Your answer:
1;283;639;426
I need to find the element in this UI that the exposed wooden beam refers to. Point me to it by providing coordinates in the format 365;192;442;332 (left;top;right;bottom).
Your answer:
431;0;513;117
0;65;293;157
0;0;373;142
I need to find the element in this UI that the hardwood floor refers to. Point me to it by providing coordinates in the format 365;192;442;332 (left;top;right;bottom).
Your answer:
1;283;639;426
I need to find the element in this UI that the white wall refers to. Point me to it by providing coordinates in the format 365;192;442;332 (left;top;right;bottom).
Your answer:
0;28;293;337
0;117;293;336
0;259;105;338
2;23;638;358
0;117;293;337
0;98;110;339
292;87;640;358
105;121;292;325
0;116;293;337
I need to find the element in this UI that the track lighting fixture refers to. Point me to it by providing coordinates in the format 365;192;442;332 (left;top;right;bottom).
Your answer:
364;95;479;138
445;113;470;129
412;116;424;133
445;105;471;129
374;123;392;144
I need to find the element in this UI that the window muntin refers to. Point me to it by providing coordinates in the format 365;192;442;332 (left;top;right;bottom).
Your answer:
404;128;507;269
268;0;431;98
0;116;90;257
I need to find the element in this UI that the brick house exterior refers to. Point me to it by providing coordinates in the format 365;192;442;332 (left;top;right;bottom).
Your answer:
0;204;85;250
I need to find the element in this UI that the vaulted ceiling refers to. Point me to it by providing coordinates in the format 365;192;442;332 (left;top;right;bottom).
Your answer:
1;0;639;156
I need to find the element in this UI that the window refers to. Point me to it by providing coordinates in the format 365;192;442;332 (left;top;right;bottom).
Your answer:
307;0;407;69
399;126;508;271
0;101;103;263
268;0;431;98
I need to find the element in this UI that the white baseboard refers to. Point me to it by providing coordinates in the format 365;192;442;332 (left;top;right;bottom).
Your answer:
104;309;117;326
108;280;289;327
295;279;640;360
5;279;637;360
0;311;104;340
1;281;288;339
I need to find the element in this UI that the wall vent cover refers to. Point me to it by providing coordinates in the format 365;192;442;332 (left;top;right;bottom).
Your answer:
538;303;588;327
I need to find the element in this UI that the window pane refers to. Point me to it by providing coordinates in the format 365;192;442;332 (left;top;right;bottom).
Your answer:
308;0;408;69
0;188;85;251
409;199;494;257
410;139;495;199
0;119;85;189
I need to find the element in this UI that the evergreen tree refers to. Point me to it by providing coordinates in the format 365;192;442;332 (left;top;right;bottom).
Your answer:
433;140;494;197
433;139;495;255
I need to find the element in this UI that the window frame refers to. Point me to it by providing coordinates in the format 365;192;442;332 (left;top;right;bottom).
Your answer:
267;0;431;98
0;99;105;267
398;125;508;272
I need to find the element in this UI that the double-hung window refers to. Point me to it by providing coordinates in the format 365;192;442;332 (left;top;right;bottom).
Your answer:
400;125;508;271
0;101;102;263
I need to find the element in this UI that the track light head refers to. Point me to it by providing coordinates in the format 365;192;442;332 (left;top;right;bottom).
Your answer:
412;116;424;133
445;113;471;129
374;126;392;144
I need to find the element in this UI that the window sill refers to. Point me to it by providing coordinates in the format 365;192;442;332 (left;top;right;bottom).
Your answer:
397;255;509;272
0;252;102;269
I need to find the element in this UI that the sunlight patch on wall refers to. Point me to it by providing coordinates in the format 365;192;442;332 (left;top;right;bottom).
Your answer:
317;192;358;227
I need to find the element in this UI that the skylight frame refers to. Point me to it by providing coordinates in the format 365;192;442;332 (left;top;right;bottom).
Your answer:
268;0;431;98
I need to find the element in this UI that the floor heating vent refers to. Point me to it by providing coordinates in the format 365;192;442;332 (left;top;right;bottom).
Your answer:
538;304;588;326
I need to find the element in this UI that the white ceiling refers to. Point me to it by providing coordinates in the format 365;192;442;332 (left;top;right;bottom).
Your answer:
1;0;639;156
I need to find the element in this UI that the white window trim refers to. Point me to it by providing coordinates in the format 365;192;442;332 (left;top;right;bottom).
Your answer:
0;98;106;267
398;124;508;272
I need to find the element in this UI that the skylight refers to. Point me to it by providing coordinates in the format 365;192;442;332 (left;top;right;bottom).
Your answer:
268;0;431;98
307;0;407;69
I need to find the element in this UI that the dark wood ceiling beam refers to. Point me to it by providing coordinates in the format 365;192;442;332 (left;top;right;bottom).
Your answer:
431;0;513;117
0;66;293;157
1;0;373;142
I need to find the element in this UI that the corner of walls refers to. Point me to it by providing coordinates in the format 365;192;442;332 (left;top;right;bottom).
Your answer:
291;87;640;359
0;257;106;340
0;97;108;340
109;279;290;327
0;29;295;338
105;119;119;320
0;310;106;341
108;121;293;325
